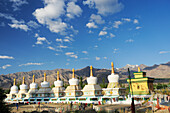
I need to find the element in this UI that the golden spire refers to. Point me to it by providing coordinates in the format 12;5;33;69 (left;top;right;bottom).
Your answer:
22;76;25;84
138;67;140;72
33;75;35;83
72;68;75;78
90;66;93;76
57;71;60;80
44;73;47;81
14;78;16;85
111;62;114;74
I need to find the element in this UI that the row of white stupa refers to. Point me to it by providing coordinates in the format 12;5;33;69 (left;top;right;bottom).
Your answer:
6;62;126;102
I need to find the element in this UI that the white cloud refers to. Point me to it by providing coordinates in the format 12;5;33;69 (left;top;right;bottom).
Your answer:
90;14;105;24
159;51;170;54
83;0;124;16
0;13;30;31
19;62;44;66
58;45;68;48
27;20;40;29
99;31;107;36
10;0;28;11
104;57;107;59
33;0;68;35
94;45;98;48
136;26;142;29
1;64;11;69
86;22;98;28
96;56;100;60
63;39;70;42
126;39;134;43
56;38;62;42
55;53;59;56
66;63;69;65
65;52;78;59
36;37;48;45
82;51;88;54
113;21;122;28
47;46;55;51
98;38;102;41
110;33;115;38
0;55;14;59
113;48;119;53
122;18;131;22
134;19;139;24
8;23;29;31
66;1;82;19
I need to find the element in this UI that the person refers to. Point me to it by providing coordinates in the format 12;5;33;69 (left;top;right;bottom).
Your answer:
70;101;73;111
38;102;40;111
16;103;18;111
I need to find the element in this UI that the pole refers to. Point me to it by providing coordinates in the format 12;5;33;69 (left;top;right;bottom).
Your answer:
128;68;135;113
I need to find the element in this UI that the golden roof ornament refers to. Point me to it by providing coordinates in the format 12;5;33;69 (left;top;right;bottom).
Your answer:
90;66;93;76
22;76;25;84
111;62;114;74
44;73;47;81
33;75;35;83
138;67;141;72
72;68;75;78
57;71;60;80
14;78;16;85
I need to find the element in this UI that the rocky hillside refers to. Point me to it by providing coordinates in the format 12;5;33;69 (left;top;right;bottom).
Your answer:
0;62;170;89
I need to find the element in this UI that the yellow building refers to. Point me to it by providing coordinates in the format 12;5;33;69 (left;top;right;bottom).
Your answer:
127;67;154;95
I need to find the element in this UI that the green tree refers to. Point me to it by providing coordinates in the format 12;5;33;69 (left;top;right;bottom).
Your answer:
51;84;55;88
16;81;21;90
0;88;11;113
80;77;83;89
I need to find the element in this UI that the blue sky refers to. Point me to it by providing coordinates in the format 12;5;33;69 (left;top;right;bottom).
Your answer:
0;0;170;74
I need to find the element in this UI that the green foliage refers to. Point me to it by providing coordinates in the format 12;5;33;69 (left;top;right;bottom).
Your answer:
51;84;55;88
0;88;11;113
4;89;10;94
79;77;83;89
100;78;107;88
16;81;21;90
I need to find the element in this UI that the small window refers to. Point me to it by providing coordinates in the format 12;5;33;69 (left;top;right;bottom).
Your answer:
37;99;41;101
90;98;98;101
30;99;34;101
24;99;28;101
44;99;49;101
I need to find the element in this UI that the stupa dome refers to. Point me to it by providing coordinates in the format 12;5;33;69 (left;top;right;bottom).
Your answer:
10;85;18;94
41;81;50;88
20;84;28;90
30;83;38;89
54;80;63;87
87;76;97;85
108;73;119;83
69;78;79;86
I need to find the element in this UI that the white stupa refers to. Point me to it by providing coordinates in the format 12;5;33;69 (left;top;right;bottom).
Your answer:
103;62;126;97
18;77;28;94
82;66;102;96
10;78;18;94
52;71;65;97
37;73;52;97
65;68;82;97
107;62;120;88
28;75;38;97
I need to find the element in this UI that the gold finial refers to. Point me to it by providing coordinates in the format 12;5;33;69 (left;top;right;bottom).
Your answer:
111;62;114;74
14;78;16;85
33;75;35;83
22;76;25;84
44;73;47;81
72;68;75;78
138;67;140;72
57;71;60;80
90;66;93;76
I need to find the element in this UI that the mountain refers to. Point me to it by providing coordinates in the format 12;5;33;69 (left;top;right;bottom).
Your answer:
0;62;170;89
